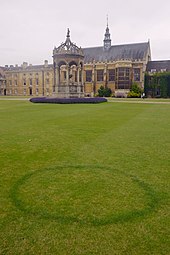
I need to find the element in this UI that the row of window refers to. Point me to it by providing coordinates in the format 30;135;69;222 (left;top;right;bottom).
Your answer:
7;88;50;95
150;68;167;73
8;78;50;86
85;68;140;82
8;72;50;78
7;68;141;87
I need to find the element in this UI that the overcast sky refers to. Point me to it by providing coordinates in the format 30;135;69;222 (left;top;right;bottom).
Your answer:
0;0;170;66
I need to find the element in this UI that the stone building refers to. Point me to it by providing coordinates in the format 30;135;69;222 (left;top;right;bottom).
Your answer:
2;23;152;97
145;60;170;98
0;67;6;95
3;61;53;97
146;60;170;73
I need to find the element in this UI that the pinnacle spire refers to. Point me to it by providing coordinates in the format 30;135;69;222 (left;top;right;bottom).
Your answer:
103;15;111;50
67;28;70;38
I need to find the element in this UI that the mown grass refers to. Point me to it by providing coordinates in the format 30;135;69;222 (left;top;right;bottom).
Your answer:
0;100;169;254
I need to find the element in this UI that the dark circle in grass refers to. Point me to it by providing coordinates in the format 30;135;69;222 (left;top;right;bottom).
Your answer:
11;165;160;225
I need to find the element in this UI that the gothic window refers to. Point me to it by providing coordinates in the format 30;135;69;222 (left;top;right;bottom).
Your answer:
23;79;26;86
97;70;104;82
116;67;131;89
9;80;12;86
63;71;66;80
79;71;82;82
36;79;39;86
86;70;92;82
15;80;17;86
108;69;115;81
133;68;140;81
30;79;32;86
75;71;77;82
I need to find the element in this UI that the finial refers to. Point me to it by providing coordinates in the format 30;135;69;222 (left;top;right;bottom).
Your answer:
107;14;108;27
67;28;70;38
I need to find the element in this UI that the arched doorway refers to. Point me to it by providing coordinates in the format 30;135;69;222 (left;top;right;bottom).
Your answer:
29;88;32;96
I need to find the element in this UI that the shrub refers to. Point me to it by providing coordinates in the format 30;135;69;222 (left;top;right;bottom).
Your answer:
98;86;112;97
127;91;141;98
127;82;142;98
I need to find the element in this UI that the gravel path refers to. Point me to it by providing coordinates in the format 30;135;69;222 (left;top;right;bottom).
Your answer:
108;99;170;104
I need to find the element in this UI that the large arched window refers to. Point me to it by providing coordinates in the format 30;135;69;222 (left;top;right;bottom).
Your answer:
116;67;131;89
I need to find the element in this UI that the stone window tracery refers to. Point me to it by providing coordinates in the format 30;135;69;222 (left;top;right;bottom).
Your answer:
133;68;140;81
108;69;115;81
97;70;104;82
86;70;92;82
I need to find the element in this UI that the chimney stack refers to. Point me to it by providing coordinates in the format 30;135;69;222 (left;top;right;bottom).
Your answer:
44;60;48;68
22;62;28;69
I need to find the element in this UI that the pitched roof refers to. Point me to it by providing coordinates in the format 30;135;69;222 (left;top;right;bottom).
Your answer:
146;60;170;72
83;42;149;63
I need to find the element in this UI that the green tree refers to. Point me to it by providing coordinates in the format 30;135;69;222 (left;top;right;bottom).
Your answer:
98;86;105;97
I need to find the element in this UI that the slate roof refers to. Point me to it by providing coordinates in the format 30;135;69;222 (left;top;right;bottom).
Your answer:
2;42;150;70
146;60;170;72
83;42;149;63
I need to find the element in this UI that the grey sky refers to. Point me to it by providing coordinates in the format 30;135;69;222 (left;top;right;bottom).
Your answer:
0;0;170;66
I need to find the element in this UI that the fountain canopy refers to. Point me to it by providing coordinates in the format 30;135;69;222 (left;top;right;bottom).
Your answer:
53;29;84;57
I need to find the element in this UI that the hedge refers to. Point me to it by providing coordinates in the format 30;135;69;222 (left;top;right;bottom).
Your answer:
30;97;107;104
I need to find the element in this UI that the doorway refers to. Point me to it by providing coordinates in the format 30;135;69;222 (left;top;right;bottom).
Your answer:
29;88;32;96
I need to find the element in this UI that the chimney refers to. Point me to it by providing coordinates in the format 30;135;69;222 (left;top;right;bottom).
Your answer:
44;60;48;68
22;62;28;69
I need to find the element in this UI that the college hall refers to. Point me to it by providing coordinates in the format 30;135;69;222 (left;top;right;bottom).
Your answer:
0;23;170;98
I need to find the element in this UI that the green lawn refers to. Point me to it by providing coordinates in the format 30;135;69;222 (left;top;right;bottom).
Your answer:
0;100;169;255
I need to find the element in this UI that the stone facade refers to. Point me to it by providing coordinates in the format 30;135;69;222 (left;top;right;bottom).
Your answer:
1;25;152;97
3;62;53;97
0;67;6;95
